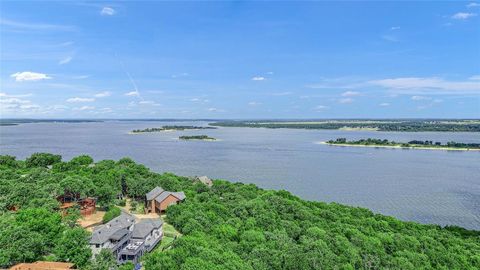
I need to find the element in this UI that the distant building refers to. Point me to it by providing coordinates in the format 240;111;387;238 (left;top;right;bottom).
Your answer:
89;212;163;264
145;187;186;214
10;261;74;270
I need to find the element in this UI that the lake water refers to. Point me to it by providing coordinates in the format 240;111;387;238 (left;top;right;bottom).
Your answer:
1;121;479;230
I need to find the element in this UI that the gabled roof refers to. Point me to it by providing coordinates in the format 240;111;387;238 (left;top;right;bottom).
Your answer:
154;191;171;204
132;218;163;239
90;212;135;244
154;191;186;203
146;186;164;201
171;191;186;200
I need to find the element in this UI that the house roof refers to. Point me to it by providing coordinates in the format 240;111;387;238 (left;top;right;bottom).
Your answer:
132;218;163;239
146;186;164;201
172;191;186;200
90;212;135;244
110;228;129;241
154;191;186;203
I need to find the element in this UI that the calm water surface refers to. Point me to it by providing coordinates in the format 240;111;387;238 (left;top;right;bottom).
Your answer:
1;121;479;230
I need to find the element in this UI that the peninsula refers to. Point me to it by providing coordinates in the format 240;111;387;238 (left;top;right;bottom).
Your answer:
210;119;480;132
131;125;217;133
325;138;480;151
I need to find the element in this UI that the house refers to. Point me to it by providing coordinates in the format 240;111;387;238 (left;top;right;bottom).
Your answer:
10;261;74;270
89;212;163;264
89;212;135;258
118;219;163;264
145;187;186;213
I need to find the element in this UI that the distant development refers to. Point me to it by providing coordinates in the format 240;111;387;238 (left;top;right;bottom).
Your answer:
324;138;480;151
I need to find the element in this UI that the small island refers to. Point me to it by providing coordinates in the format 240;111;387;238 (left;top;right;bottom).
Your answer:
179;135;216;141
324;138;480;151
131;125;217;133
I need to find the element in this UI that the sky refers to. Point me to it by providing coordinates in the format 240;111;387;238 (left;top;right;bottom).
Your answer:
1;1;479;119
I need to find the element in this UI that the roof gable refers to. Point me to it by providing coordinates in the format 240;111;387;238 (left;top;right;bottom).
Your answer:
146;186;164;201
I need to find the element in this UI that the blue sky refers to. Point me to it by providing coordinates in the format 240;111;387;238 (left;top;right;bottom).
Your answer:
1;1;479;119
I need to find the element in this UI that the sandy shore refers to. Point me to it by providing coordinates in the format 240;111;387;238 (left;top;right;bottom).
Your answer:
318;142;480;151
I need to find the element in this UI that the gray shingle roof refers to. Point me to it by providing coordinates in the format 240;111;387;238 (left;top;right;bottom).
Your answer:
90;212;135;244
154;191;186;203
110;228;129;241
171;191;186;200
132;219;163;239
146;186;164;201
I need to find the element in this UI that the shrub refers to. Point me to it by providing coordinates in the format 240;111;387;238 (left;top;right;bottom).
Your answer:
102;206;121;223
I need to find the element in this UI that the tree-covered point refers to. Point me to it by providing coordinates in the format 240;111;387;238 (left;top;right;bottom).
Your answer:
179;135;216;141
327;138;480;149
209;119;480;132
132;125;217;133
1;154;479;269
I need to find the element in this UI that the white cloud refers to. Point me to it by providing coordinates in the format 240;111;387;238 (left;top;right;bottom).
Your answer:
72;75;90;79
338;98;354;104
369;77;480;94
271;91;292;96
411;95;431;101
451;12;477;20
382;35;399;42
469;75;480;80
0;94;41;115
0;92;32;98
207;107;225;112
467;3;480;8
74;106;95;111
66;97;95;103
314;105;329;111
94;91;111;98
171;72;189;78
341;91;361;97
248;101;262;106
390;26;401;30
266;71;274;75
379;102;390;107
11;71;52;81
101;7;116;16
0;97;31;104
138;100;160;106
58;56;72;65
252;76;266;81
0;18;75;31
125;91;139;96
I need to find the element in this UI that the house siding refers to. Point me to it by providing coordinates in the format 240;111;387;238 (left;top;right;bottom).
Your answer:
156;194;180;212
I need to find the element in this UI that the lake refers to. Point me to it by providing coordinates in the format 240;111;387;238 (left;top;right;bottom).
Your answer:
1;121;479;230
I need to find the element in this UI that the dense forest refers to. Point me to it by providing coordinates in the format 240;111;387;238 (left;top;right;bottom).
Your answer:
210;120;480;132
1;154;479;269
327;138;480;149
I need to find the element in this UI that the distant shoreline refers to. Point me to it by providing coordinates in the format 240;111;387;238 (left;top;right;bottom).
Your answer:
319;142;480;151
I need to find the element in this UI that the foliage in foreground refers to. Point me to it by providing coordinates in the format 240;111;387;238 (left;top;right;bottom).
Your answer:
0;153;479;270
